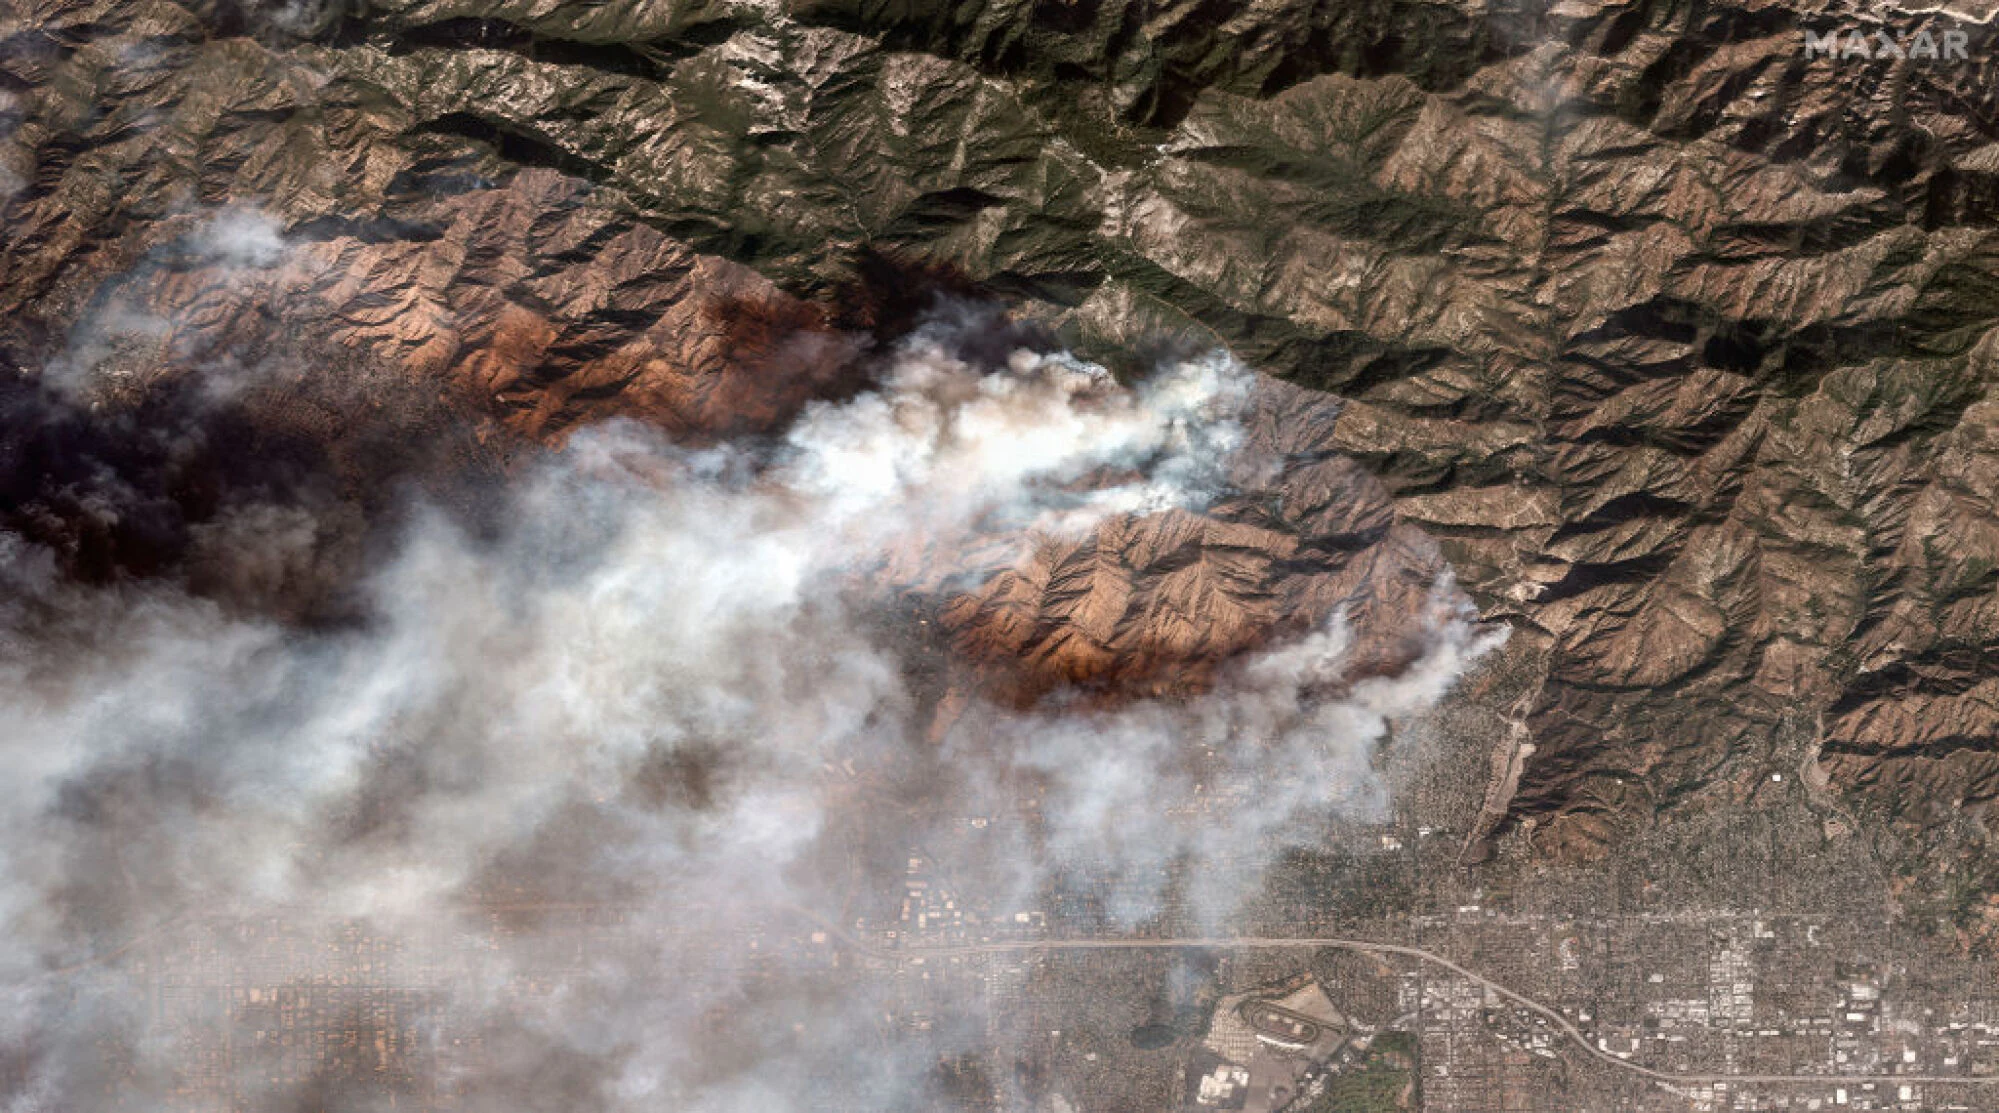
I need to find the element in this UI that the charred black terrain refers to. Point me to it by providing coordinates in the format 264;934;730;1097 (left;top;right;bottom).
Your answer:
11;0;1999;930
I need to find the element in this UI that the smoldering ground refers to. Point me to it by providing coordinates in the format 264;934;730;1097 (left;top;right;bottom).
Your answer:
0;206;508;626
0;235;1502;1111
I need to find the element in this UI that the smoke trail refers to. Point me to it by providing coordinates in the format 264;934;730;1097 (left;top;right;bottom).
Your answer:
959;577;1499;926
0;248;1500;1110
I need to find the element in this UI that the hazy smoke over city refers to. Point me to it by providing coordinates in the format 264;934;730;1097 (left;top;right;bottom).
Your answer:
0;216;1500;1112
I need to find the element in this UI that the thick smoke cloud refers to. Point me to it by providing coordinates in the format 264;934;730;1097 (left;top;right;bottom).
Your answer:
0;222;1502;1111
958;578;1494;925
1;209;499;618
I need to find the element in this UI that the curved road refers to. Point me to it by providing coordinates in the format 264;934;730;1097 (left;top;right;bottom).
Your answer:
798;912;1999;1092
46;904;1998;1093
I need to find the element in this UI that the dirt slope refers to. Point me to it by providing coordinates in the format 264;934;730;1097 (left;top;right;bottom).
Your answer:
11;0;1999;899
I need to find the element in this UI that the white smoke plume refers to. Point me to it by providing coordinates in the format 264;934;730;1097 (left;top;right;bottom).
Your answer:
0;297;1501;1111
184;207;289;269
963;579;1497;926
40;206;295;400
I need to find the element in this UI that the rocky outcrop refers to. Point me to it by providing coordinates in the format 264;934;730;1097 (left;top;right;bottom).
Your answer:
12;0;1999;887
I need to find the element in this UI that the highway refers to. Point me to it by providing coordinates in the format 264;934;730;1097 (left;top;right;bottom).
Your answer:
797;911;1999;1092
47;902;1999;1094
